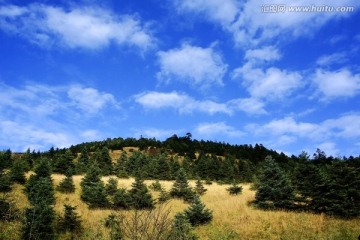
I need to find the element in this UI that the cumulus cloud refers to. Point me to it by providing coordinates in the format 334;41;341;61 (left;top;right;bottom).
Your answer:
0;3;154;50
68;86;119;114
313;69;360;99
246;113;360;149
227;98;267;115
0;82;120;151
233;63;302;100
245;46;281;62
134;91;232;115
172;0;360;47
157;44;227;89
195;122;243;138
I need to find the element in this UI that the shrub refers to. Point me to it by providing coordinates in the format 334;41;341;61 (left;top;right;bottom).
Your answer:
168;212;198;240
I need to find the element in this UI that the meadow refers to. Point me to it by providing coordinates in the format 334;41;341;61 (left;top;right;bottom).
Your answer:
2;174;360;240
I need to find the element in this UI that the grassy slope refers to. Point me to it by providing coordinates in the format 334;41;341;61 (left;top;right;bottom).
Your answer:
2;174;360;240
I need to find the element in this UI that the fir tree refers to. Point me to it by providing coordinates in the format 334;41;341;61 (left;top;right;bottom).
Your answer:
168;212;198;240
25;177;55;205
0;171;11;192
194;178;207;195
227;181;243;195
149;179;162;191
255;156;295;209
57;204;82;235
115;151;129;178
22;203;55;240
170;169;193;199
76;147;90;174
128;177;154;209
158;188;171;203
183;196;213;226
106;177;118;196
9;158;26;184
57;170;75;193
113;188;131;209
80;164;109;208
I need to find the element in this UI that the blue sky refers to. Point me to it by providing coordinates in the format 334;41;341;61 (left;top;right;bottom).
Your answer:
1;0;360;157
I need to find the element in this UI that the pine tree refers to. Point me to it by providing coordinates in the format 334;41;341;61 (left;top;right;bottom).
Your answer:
115;151;129;178
22;203;55;240
80;164;109;208
128;177;154;209
168;212;198;240
183;196;213;226
9;158;26;184
255;156;295;209
170;169;194;201
149;179;162;191
76;147;90;174
227;181;243;195
0;171;11;192
106;177;118;196
194;178;207;195
113;188;131;209
25;177;55;205
57;170;75;193
158;188;171;203
57;204;82;235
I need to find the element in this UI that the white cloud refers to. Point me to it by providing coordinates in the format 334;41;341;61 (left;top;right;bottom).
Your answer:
317;142;339;157
313;68;360;99
173;0;239;26
68;86;119;114
316;52;347;66
157;44;227;89
0;120;76;151
0;82;121;151
172;0;360;47
0;3;154;50
245;46;281;62
134;91;232;115
234;63;302;100
195;122;243;138
228;98;267;115
246;113;360;150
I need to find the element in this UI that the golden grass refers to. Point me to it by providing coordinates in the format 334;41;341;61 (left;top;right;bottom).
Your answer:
1;175;360;239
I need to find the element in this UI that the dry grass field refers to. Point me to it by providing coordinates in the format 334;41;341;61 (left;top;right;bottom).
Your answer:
2;174;360;239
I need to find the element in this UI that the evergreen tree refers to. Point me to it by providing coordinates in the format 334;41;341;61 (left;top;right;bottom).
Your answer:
22;203;55;240
168;212;198;240
0;171;11;192
9;158;26;184
57;204;82;235
170;169;194;200
115;151;129;178
80;164;109;208
183;196;213;226
194;178;207;195
76;147;90;174
227;182;243;195
25;177;55;205
53;150;75;174
113;188;131;209
255;156;295;209
158;188;171;203
149;179;162;191
106;177;118;196
57;170;75;193
128;177;154;209
33;158;52;179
